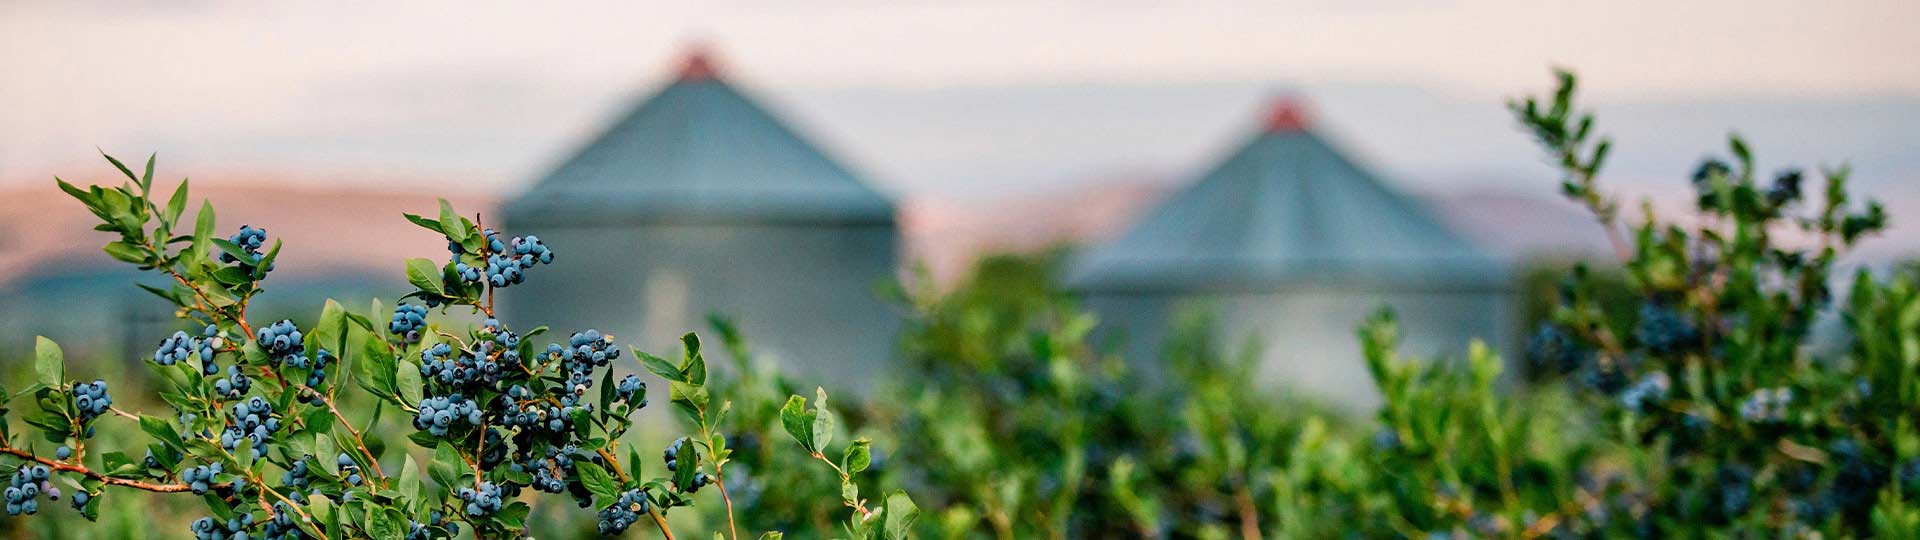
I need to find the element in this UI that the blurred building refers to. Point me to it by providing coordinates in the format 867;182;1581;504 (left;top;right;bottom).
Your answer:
502;47;898;384
1067;99;1512;409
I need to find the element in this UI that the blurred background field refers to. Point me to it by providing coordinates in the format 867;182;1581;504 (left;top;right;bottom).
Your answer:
2;2;1919;539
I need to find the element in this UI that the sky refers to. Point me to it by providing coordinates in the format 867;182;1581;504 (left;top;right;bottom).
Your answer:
3;1;1917;201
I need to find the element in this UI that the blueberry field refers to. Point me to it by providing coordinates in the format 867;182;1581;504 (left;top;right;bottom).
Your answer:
3;70;1919;540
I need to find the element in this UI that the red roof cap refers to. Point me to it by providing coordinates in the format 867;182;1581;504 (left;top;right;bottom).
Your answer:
1263;96;1312;133
676;43;720;81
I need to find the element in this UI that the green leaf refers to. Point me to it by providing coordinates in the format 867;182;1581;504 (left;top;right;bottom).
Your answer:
193;200;216;257
575;461;620;509
398;455;424;511
140;415;187;453
883;491;919;540
304;496;335;540
367;506;406;540
405;258;445;296
103;241;148;265
780;395;815;453
210;265;253;285
163;178;189;227
313;299;347;356
211;238;254;265
672;438;699;491
843;438;872;474
101;151;139;183
669;381;709;425
429;443;464;489
141;153;156;191
402;213;441;233
495;501;531;529
637;350;683;382
628;447;645;484
34;337;64;388
813;387;835;452
56;178;97;207
681;333;706;385
395;358;423;408
436;199;467;242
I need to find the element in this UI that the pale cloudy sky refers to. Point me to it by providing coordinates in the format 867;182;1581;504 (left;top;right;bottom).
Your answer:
3;1;1917;199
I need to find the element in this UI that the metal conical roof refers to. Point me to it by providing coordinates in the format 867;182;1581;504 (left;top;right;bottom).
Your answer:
505;48;893;226
1068;99;1506;293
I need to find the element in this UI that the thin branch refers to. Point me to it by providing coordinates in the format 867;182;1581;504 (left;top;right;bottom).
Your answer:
647;505;678;540
300;384;387;487
0;446;209;493
595;448;631;484
712;464;741;540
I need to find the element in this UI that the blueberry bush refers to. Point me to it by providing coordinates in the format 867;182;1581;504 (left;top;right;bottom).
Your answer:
3;69;1917;540
0;159;915;540
686;71;1920;539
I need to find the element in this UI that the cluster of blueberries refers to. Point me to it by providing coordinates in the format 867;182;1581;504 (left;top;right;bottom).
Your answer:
260;501;309;540
254;319;333;403
445;229;553;292
190;513;254;540
456;482;505;517
389;303;429;343
550;330;621;407
70;379;113;428
497;386;576;434
413;394;483;437
421;342;503;389
215;365;254;399
595;488;653;535
155;331;199;367
182;462;223;495
280;459;312;491
294;350;334;403
479;231;553;288
218;397;282;460
407;511;459;540
337;453;364;486
4;465;54;516
155;325;224;375
220;225;274;273
509;443;598;497
615;374;646;408
255;319;305;361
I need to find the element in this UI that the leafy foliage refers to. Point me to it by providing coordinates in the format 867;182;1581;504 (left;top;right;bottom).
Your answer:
5;68;1918;540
